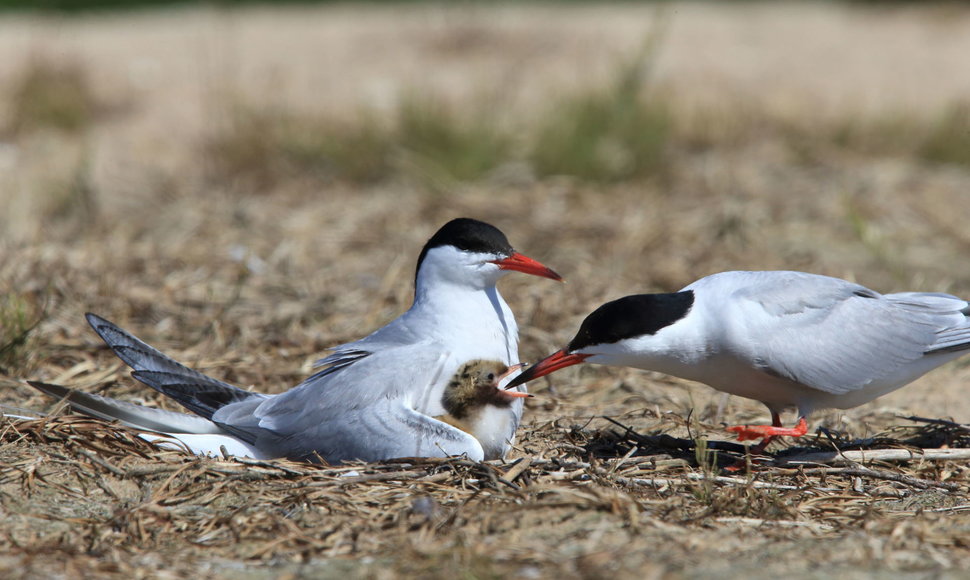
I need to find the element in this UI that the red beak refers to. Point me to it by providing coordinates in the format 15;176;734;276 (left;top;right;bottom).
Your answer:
490;252;563;282
504;349;591;389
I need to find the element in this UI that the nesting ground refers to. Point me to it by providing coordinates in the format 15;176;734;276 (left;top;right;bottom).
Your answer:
3;2;970;578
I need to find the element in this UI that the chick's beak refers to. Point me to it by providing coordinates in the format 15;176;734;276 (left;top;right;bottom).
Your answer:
497;363;531;398
489;252;563;282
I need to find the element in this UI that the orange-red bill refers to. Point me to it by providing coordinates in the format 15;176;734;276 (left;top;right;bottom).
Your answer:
504;349;591;389
490;252;563;282
498;362;527;382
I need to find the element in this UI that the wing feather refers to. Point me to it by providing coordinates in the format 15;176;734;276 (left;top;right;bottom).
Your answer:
726;273;968;395
210;345;474;462
246;390;483;463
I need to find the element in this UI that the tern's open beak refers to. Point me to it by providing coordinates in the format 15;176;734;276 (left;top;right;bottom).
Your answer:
504;349;591;389
490;252;563;282
497;363;531;398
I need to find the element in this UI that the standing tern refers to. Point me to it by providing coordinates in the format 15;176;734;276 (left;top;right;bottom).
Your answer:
28;218;561;463
506;270;970;453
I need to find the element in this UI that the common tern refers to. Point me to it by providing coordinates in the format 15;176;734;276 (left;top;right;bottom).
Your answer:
27;359;530;461
507;270;970;453
28;218;561;463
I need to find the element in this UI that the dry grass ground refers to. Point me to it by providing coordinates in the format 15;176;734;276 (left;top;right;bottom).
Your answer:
3;2;970;578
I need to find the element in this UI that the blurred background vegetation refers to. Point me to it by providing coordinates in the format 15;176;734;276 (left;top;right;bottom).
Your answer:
0;0;936;13
1;0;379;12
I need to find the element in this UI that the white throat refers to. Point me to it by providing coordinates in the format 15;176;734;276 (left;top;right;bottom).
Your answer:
410;281;519;364
410;247;520;364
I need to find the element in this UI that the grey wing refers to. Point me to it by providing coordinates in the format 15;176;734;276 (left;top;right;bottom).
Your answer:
261;397;485;463
733;276;963;395
310;317;423;373
308;348;372;381
214;345;467;461
255;343;454;429
889;292;970;354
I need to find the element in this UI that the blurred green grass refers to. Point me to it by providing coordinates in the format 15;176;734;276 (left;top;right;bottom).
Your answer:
7;39;970;198
530;48;670;183
6;56;99;135
203;97;508;190
200;40;673;190
200;90;970;192
0;292;43;375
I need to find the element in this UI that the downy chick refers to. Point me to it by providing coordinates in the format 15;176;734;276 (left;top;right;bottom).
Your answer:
437;360;530;454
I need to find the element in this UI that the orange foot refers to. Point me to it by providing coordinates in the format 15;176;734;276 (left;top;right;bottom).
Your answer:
726;417;809;442
723;416;810;471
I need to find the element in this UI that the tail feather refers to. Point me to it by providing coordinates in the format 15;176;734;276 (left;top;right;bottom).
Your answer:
1;405;44;421
926;311;970;355
131;370;267;420
23;382;265;458
27;380;224;435
31;314;274;453
85;313;261;415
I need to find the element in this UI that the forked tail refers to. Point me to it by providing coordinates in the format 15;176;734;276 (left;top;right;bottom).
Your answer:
27;380;224;434
84;313;265;419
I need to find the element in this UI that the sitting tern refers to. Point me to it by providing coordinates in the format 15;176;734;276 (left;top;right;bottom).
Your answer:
27;358;529;461
28;218;561;463
507;270;970;453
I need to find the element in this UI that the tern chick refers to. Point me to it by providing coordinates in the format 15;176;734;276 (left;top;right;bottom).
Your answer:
437;360;530;444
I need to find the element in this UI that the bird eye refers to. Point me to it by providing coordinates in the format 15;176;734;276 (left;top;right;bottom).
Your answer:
487;373;495;381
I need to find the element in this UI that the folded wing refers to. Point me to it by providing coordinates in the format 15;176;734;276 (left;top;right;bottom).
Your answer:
732;276;970;395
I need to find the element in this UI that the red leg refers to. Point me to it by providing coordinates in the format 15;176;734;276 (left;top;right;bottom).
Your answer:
724;415;808;471
727;414;807;445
